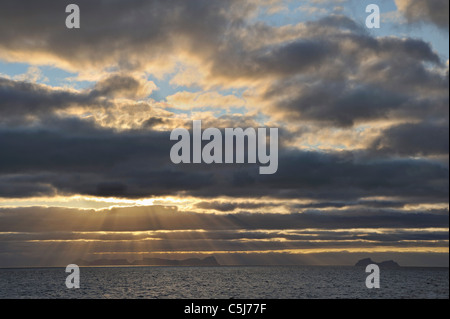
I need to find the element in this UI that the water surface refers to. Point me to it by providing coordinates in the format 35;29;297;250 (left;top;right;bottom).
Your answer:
0;266;447;299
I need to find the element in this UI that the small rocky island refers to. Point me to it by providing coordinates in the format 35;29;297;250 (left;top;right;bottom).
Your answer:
74;256;220;267
355;258;400;268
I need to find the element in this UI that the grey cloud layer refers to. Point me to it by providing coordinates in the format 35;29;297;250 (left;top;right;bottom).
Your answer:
0;74;154;123
0;0;249;70
371;121;449;156
0;118;447;201
259;20;448;127
0;206;447;232
396;0;449;29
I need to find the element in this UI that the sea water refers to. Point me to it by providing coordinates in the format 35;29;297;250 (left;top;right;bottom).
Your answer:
0;266;448;299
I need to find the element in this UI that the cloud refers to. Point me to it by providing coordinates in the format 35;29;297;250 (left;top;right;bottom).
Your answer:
0;6;447;203
12;66;48;83
92;74;156;99
0;3;447;131
254;22;447;127
0;205;447;266
0;118;218;198
0;74;163;130
0;0;253;73
0;77;96;119
209;38;337;81
0;205;447;239
396;0;449;30
196;199;408;213
166;91;246;110
371;122;449;156
0;118;447;202
0;74;155;118
0;1;448;268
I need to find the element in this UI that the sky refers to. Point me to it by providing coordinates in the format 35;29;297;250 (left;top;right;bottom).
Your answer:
0;0;448;267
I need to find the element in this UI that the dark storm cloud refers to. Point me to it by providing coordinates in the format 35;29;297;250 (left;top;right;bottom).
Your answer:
396;0;449;30
0;118;448;200
371;122;450;156
269;82;448;126
0;118;218;198
210;39;336;79
269;83;407;127
259;26;448;126
217;150;448;201
0;74;154;122
0;77;97;118
0;0;249;70
0;1;344;80
211;16;443;83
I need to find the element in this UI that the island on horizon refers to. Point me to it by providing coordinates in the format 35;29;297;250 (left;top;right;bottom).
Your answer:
355;258;400;268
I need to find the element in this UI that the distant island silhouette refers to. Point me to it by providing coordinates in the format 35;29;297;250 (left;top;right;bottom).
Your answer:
355;258;400;268
74;256;220;267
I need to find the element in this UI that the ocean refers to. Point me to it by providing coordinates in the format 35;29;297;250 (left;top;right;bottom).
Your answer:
0;266;448;299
